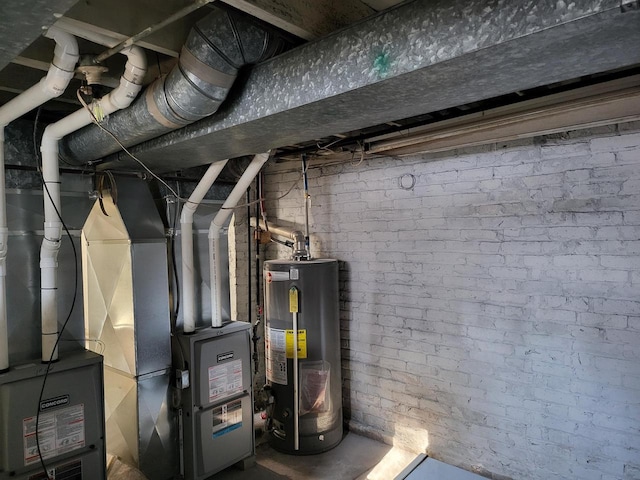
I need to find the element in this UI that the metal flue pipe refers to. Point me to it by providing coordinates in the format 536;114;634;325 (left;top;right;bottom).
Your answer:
209;152;269;328
39;46;146;362
180;159;228;334
249;218;309;261
0;27;79;372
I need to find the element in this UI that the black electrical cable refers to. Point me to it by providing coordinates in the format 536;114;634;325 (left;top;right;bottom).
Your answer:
33;107;79;480
169;184;188;370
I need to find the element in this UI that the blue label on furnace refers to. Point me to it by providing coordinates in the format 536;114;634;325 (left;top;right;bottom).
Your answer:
213;422;242;438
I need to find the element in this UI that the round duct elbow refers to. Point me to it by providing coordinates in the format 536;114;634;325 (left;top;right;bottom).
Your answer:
60;7;288;166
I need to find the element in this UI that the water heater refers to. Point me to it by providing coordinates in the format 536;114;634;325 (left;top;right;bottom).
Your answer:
264;259;342;454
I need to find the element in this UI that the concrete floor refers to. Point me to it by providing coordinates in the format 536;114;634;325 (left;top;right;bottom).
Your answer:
107;431;416;480
212;432;416;480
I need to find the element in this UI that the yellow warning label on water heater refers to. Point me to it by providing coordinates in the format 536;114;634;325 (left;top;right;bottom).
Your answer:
285;329;307;359
289;287;299;313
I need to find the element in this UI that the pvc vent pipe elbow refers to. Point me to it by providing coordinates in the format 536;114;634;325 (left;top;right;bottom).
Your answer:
41;27;80;98
45;26;80;72
39;47;146;362
181;159;228;334
209;152;270;328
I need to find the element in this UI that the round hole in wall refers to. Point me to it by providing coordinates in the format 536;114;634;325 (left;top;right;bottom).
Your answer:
399;173;416;190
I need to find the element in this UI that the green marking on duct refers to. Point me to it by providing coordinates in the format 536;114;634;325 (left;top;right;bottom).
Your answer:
373;51;391;78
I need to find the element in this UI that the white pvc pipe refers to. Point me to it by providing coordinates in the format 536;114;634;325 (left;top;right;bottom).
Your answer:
0;27;79;372
209;152;269;328
293;310;299;450
180;159;228;334
40;46;146;362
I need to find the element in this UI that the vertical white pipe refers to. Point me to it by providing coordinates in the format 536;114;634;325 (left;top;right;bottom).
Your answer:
209;152;269;327
180;159;228;334
40;47;146;362
293;311;299;450
0;27;79;371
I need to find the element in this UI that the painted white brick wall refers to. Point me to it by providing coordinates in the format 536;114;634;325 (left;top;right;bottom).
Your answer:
232;123;640;480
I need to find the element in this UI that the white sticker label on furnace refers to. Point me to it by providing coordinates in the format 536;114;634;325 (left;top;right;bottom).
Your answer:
23;404;85;466
208;359;243;402
266;327;287;385
212;399;243;438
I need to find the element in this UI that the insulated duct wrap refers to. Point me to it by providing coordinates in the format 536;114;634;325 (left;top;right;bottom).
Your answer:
60;7;286;164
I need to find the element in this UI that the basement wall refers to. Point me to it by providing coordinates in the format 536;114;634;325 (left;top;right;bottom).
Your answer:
234;122;640;480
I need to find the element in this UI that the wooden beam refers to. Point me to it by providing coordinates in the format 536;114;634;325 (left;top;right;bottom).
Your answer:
55;17;181;58
270;76;640;168
10;56;51;73
221;0;375;40
60;0;212;57
368;76;640;154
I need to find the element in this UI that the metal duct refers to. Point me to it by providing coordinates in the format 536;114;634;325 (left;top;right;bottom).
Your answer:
0;0;79;71
82;177;175;480
60;6;286;164
67;0;640;172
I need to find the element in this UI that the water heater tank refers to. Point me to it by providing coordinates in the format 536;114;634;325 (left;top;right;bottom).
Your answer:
264;259;343;454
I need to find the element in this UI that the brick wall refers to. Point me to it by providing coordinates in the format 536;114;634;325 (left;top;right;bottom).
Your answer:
232;123;640;479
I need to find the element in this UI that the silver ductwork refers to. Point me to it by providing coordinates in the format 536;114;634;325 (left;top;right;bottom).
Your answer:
60;6;286;164
82;177;175;479
67;0;640;173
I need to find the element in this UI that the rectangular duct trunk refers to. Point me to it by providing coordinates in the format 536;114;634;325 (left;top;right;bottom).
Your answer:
92;0;640;172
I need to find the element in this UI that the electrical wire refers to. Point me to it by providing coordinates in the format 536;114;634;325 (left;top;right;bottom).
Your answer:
351;141;366;167
273;178;300;201
78;90;299;216
76;90;186;202
76;90;274;212
220;176;299;209
219;197;263;210
316;138;342;153
33;106;79;480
